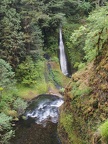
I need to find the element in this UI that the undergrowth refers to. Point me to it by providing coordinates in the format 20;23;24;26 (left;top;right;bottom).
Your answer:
99;120;108;142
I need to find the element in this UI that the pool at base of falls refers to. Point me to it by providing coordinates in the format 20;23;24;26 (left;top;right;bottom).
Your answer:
10;94;64;144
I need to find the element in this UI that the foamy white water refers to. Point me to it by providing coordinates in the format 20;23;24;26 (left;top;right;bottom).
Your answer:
59;28;68;75
25;96;64;127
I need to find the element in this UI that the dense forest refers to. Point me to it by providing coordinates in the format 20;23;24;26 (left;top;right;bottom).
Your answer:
0;0;108;143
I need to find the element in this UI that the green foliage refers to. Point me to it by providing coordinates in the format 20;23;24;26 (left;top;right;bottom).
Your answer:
35;81;48;94
49;69;63;86
0;59;28;144
16;56;45;86
0;59;17;113
50;56;59;63
71;82;92;97
60;112;72;133
64;23;85;69
63;0;92;22
68;25;86;67
0;96;13;112
20;0;45;58
59;88;65;94
0;1;25;68
49;13;66;27
84;5;108;61
0;0;44;68
1;130;15;144
47;60;70;88
43;0;92;56
16;56;47;94
53;70;62;85
78;1;91;11
0;59;16;91
0;88;18;112
0;112;12;130
90;0;107;8
13;97;27;115
0;101;8;112
0;113;14;144
0;0;94;70
60;111;82;143
78;62;86;70
70;5;108;63
99;120;108;142
45;35;58;56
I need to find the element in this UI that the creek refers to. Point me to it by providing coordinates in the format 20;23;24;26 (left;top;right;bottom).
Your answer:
10;94;64;144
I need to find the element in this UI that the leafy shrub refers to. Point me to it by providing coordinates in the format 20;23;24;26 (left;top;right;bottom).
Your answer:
71;82;92;97
16;56;37;85
16;56;45;86
78;62;86;70
13;97;27;115
0;90;18;111
99;120;108;142
0;100;9;112
1;130;15;144
0;113;14;144
50;56;59;63
50;70;63;86
0;59;16;91
0;112;12;130
1;93;14;104
59;88;65;94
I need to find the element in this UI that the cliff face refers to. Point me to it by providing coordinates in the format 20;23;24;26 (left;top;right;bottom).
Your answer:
59;45;108;144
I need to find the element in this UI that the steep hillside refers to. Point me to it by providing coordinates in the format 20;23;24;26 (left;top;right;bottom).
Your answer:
59;45;108;144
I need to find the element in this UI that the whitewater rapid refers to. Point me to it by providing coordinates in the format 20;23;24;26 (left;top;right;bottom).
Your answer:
25;95;64;127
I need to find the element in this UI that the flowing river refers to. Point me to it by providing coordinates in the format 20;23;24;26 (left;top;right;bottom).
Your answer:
10;94;64;144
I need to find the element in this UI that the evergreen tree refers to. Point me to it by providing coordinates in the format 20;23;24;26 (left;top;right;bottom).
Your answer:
0;0;25;68
20;0;45;60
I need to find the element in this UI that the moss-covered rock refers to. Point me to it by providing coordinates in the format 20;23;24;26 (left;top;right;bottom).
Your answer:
59;46;108;143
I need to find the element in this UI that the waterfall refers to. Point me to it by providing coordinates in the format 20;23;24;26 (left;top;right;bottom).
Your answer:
59;28;68;75
25;95;64;127
10;94;63;144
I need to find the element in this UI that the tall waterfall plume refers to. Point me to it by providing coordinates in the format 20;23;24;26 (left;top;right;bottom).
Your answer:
59;28;68;75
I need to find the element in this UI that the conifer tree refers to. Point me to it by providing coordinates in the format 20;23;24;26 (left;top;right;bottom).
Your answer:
0;0;25;68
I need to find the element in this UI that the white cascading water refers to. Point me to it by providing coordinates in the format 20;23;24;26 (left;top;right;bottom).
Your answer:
59;28;68;75
25;96;64;127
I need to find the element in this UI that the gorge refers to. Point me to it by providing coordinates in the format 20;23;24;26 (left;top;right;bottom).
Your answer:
0;1;108;144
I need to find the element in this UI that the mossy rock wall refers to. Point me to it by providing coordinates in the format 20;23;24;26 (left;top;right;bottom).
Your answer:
58;46;108;144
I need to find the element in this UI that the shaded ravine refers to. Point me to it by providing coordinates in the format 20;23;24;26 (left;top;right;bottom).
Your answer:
10;94;64;144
